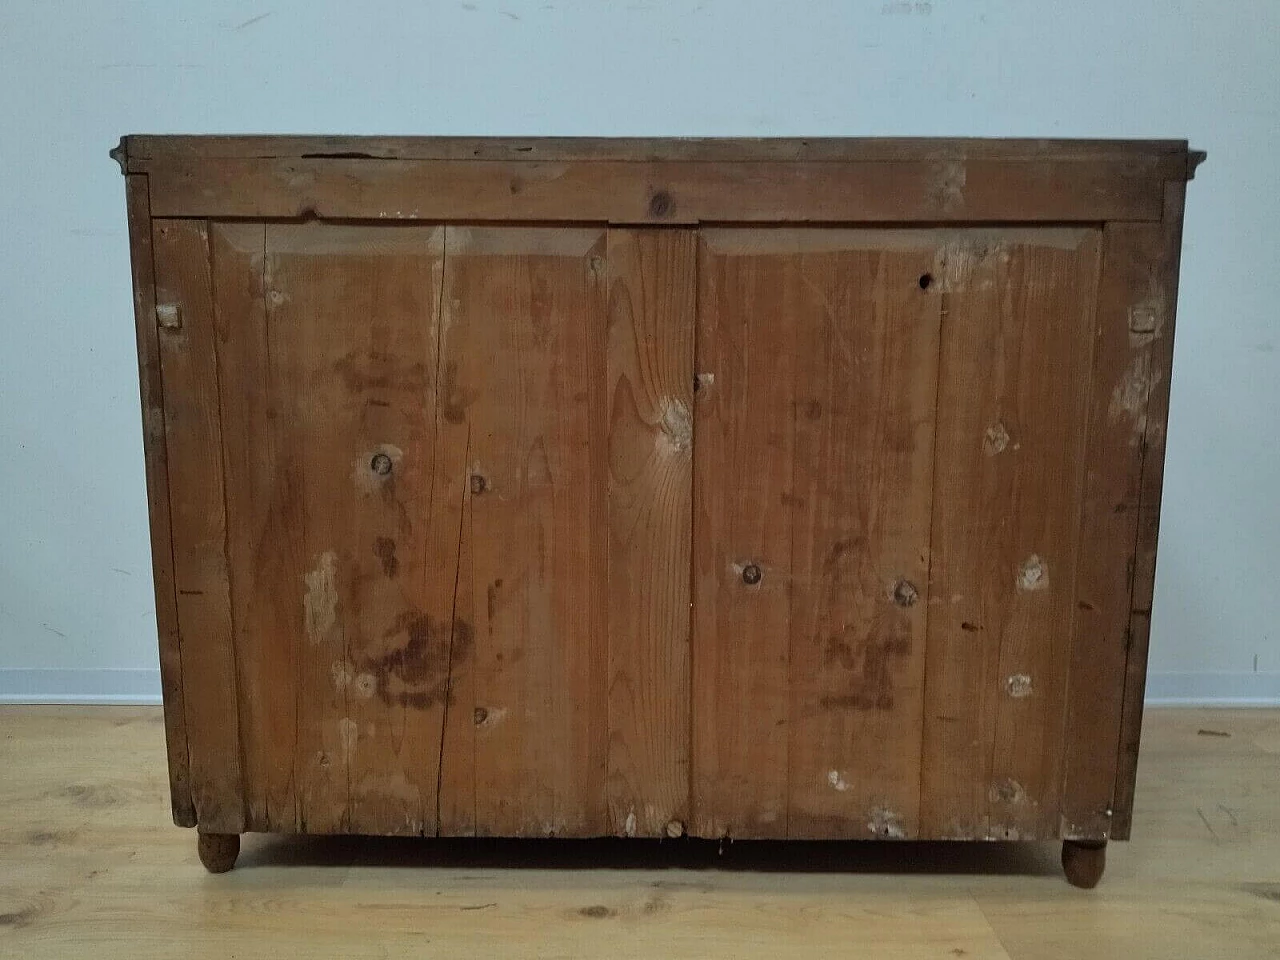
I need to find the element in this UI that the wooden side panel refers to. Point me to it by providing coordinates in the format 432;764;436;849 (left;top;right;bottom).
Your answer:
152;219;244;833
213;223;448;835
1065;182;1188;841
441;227;610;838
692;230;940;839
919;229;1101;841
604;229;696;838
124;178;194;827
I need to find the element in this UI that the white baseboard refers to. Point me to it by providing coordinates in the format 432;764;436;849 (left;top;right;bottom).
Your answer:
0;668;1277;708
0;668;162;704
1142;671;1280;707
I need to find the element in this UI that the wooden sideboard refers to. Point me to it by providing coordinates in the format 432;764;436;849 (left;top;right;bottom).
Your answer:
113;136;1202;886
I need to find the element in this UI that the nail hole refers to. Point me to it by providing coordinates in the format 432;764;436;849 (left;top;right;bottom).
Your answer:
741;564;762;586
470;474;487;495
370;453;393;476
918;273;934;290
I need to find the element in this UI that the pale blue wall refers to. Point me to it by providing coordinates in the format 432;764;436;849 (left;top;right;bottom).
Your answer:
1;0;1276;702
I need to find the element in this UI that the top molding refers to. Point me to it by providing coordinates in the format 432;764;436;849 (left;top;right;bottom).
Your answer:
114;135;1203;172
112;136;1204;224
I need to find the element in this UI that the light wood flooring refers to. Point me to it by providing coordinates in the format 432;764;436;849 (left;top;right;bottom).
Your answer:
1;706;1277;958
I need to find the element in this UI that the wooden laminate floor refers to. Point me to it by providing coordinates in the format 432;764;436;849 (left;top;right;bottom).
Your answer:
1;706;1277;958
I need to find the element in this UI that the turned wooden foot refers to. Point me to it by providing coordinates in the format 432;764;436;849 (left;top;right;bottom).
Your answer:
1061;839;1106;889
197;831;240;873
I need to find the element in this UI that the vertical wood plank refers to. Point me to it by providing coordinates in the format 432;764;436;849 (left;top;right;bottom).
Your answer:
919;229;1101;841
693;229;941;840
125;179;195;827
207;222;277;831
1065;181;1188;841
784;232;941;840
443;227;610;837
152;218;244;833
604;228;696;838
691;231;799;838
215;223;448;835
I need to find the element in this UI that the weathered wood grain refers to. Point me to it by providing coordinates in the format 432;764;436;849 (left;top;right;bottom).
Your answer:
1063;181;1188;841
152;219;244;833
124;177;194;828
780;231;941;841
1113;180;1189;840
120;133;1193;171
604;228;696;838
212;223;449;835
692;230;941;839
139;157;1167;224
691;231;800;838
440;227;611;838
919;228;1101;841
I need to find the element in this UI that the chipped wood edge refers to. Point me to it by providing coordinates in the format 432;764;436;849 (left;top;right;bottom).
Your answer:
1111;179;1188;840
124;174;196;827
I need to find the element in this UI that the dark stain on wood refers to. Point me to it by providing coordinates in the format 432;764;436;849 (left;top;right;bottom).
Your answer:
821;636;911;710
363;612;474;709
0;906;38;928
440;359;473;424
54;783;124;808
579;904;615;919
333;351;428;393
822;536;866;575
648;191;674;218
1241;882;1280;902
372;536;399;578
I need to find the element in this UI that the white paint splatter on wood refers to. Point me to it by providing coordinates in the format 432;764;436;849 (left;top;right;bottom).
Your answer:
331;659;353;690
338;717;359;760
930;160;966;213
303;550;339;643
828;770;852;792
1017;554;1049;592
623;809;637;837
656;397;692;456
867;807;906;838
983;421;1010;456
1109;353;1159;445
989;778;1027;805
1006;674;1033;698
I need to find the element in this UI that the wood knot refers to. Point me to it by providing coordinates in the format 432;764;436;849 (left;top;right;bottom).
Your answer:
892;579;919;607
648;191;674;218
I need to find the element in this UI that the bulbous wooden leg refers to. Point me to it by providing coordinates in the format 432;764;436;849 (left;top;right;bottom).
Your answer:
1061;839;1106;889
197;831;240;873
